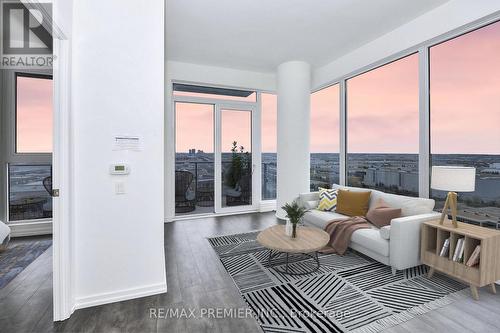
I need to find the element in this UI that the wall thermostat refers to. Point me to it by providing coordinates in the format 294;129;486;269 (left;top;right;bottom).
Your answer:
110;164;130;175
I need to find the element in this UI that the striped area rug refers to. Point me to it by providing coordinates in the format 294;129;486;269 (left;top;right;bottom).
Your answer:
208;230;468;333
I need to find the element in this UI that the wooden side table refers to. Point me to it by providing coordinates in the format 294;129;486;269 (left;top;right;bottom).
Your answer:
421;219;500;300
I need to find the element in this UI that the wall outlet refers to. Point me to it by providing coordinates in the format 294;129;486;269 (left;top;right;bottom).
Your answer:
115;182;126;194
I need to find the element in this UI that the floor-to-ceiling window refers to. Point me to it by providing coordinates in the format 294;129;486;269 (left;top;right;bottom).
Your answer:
8;74;53;222
261;93;277;200
310;84;340;190
430;21;500;227
346;54;419;196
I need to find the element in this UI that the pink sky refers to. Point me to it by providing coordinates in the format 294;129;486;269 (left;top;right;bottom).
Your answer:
430;21;500;154
176;21;500;156
261;93;277;153
176;102;214;153
221;110;251;153
16;76;53;153
347;53;419;154
311;84;340;153
175;96;275;154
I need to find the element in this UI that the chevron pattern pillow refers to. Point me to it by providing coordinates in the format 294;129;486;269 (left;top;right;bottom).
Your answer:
317;187;338;211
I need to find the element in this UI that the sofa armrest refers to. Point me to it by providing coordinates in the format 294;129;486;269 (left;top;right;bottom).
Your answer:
298;192;319;208
389;212;440;270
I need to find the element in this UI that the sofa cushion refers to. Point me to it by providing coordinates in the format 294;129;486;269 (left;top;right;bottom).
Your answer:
299;191;319;208
366;198;402;227
317;188;338;211
303;210;349;229
351;227;390;257
379;226;391;240
336;189;371;217
331;183;435;217
304;200;319;210
373;191;435;217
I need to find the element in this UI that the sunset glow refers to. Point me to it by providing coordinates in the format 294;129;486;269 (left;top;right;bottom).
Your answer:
175;102;214;153
431;20;500;155
347;54;419;154
221;109;252;153
310;84;340;153
16;76;53;153
261;93;277;153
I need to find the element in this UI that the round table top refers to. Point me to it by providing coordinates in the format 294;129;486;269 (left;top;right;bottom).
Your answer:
257;225;329;253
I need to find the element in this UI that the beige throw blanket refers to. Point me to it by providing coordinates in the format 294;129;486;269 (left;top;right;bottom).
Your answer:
320;216;371;255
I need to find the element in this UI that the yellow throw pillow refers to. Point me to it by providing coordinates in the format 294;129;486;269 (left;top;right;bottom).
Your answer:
336;189;371;217
317;188;338;211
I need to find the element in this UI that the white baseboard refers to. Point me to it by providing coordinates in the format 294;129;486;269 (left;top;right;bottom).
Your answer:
9;220;52;237
74;282;167;310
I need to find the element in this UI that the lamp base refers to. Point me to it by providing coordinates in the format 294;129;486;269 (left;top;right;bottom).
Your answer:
439;191;458;228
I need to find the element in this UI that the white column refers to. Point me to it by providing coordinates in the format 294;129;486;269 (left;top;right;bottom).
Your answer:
276;61;311;219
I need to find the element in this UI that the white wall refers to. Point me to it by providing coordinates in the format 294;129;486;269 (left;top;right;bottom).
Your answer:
71;0;166;308
164;61;276;221
313;0;500;88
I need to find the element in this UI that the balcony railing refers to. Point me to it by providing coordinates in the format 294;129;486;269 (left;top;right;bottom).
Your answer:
174;160;276;214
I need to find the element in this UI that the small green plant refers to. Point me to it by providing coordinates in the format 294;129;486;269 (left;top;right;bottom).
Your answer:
227;141;250;188
281;200;308;238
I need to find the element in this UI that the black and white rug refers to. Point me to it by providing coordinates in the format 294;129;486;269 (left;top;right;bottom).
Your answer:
208;230;468;333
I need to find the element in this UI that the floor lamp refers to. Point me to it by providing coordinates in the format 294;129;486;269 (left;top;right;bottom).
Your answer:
431;166;476;228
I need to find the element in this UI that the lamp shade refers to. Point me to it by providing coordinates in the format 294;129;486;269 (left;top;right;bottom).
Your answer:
431;166;476;192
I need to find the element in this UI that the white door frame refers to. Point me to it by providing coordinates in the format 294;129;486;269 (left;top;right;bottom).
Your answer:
214;103;260;214
52;36;73;320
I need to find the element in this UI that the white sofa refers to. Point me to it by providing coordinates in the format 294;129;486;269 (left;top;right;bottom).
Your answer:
0;220;11;251
299;184;440;274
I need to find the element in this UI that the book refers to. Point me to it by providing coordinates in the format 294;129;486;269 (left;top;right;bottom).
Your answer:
453;238;464;262
458;241;465;263
466;245;481;267
439;238;450;257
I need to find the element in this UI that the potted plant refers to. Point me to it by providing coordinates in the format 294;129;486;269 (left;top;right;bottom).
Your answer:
226;141;250;188
281;200;308;238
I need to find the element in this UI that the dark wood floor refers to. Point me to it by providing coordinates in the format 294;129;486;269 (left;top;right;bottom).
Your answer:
1;212;500;333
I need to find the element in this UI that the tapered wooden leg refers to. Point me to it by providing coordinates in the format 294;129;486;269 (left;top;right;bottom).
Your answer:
490;283;497;294
470;285;479;300
450;192;458;228
439;194;450;224
427;268;435;278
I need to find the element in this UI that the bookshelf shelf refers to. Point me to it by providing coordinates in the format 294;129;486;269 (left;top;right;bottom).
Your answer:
421;219;500;300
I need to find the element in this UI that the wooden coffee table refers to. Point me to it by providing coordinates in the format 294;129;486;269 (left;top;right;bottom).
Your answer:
257;225;329;275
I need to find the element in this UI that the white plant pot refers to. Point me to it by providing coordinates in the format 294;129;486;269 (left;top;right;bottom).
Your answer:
285;219;293;237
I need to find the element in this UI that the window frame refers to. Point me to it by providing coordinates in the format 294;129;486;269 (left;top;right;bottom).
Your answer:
310;14;500;199
4;71;53;223
14;72;54;157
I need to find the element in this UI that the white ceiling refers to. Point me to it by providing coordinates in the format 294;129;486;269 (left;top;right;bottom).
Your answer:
167;0;449;72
